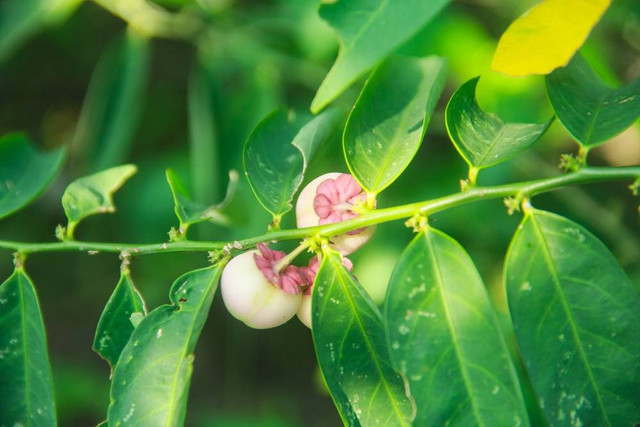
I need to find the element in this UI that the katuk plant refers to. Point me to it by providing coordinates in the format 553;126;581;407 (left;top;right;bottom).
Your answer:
1;1;640;426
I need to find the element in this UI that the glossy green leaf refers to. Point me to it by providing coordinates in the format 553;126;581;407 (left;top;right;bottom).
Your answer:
107;264;223;425
0;0;81;62
72;30;150;171
384;228;529;426
93;269;146;373
546;54;640;148
344;55;446;195
0;268;56;425
166;168;238;233
446;77;552;170
61;164;137;237
505;209;640;426
312;250;413;426
243;108;342;222
0;133;66;219
188;60;220;205
311;0;451;112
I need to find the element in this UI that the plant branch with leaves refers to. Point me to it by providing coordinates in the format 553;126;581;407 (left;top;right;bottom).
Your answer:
1;0;640;426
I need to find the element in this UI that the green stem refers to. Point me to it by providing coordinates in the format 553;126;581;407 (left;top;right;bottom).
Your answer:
578;146;590;167
468;166;479;186
1;167;639;256
274;241;310;274
91;0;202;41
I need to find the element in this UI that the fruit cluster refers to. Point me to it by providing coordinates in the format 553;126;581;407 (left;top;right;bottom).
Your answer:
221;173;373;329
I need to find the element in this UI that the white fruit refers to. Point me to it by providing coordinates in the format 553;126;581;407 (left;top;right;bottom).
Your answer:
297;294;312;328
221;250;302;329
296;172;375;255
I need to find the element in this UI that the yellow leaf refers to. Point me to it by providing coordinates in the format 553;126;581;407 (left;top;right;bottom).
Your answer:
491;0;611;76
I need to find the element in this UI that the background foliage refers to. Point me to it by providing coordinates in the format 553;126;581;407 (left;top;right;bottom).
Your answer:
1;0;639;425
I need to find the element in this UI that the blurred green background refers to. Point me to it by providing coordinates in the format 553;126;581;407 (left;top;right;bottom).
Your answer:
1;0;639;425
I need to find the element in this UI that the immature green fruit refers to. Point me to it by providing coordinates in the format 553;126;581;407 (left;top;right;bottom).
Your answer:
221;244;303;329
296;172;375;255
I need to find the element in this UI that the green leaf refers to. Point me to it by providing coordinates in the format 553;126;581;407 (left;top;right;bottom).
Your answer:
166;168;238;234
93;269;146;373
0;0;81;63
344;55;447;195
0;268;56;425
546;54;640;148
243;108;342;222
505;209;640;426
312;250;413;426
107;264;223;426
72;30;150;171
61;164;137;238
445;77;553;171
0;133;66;219
384;228;529;426
311;0;451;113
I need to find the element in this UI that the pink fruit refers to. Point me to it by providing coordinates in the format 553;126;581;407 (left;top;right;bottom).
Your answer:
297;295;313;329
221;243;303;329
296;173;375;255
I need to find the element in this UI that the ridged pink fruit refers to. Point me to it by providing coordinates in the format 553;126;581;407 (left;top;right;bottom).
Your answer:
221;244;303;329
296;173;375;255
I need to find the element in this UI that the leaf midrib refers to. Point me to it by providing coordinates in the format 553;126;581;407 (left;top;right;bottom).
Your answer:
424;233;485;427
164;270;218;426
528;212;611;425
581;90;608;146
18;271;35;423
111;268;217;426
473;123;506;167
334;0;390;60
368;107;420;192
333;259;409;426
